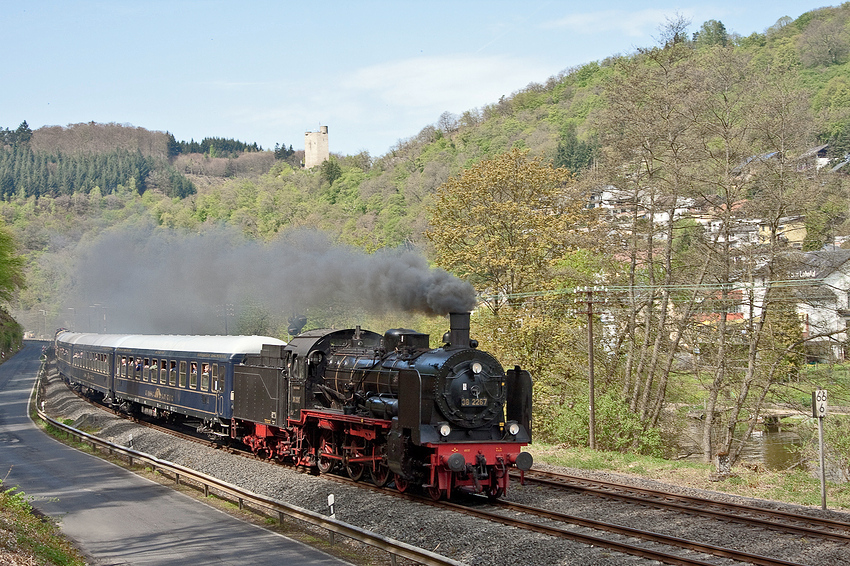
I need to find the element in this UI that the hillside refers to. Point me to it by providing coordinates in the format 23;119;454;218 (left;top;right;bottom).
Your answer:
2;3;849;337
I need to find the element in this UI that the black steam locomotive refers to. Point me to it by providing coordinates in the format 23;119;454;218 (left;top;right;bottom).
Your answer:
55;312;532;500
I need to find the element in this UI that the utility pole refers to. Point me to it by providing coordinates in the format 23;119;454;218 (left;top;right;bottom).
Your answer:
576;288;596;450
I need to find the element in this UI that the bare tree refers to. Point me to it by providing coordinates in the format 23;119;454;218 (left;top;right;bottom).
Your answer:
798;17;850;67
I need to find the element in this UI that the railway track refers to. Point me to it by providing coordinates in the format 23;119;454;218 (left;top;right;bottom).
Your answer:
517;469;850;543
62;378;849;566
447;497;809;566
313;473;823;565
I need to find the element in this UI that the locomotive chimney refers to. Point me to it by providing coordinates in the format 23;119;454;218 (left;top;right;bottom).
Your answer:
448;312;471;348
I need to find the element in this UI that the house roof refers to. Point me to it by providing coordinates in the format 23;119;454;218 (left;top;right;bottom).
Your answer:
799;144;829;159
801;249;850;278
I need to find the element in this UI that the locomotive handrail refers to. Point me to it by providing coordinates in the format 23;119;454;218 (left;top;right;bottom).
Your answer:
32;366;464;566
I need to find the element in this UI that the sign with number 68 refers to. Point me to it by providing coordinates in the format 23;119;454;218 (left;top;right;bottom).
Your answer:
812;389;828;419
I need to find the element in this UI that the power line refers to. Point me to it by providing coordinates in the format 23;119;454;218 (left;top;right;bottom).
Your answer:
477;277;831;301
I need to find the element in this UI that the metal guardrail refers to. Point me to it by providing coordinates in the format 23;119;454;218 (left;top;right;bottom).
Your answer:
32;364;464;566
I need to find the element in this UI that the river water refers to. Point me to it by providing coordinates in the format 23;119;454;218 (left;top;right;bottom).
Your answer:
681;422;803;471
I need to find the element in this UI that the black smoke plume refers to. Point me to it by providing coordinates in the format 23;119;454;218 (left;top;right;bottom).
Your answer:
64;225;476;334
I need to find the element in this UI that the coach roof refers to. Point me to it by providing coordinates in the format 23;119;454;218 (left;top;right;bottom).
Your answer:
56;332;286;355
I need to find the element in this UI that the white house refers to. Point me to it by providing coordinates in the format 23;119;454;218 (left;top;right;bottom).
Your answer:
742;249;850;362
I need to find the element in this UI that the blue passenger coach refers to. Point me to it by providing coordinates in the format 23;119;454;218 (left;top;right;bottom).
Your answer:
55;332;286;437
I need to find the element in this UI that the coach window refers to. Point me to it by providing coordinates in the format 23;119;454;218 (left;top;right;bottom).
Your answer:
200;363;210;391
179;361;187;387
190;362;198;389
160;361;168;385
143;358;151;381
169;361;177;386
211;364;220;391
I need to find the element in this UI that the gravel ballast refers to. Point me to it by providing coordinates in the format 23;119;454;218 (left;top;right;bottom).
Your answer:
40;367;850;566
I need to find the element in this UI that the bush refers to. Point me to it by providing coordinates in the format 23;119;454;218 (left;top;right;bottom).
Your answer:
541;391;664;457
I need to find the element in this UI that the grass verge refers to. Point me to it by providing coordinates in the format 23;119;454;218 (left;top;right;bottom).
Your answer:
0;483;86;566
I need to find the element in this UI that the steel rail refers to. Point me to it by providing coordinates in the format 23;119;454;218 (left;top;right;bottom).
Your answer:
478;498;807;566
308;474;810;565
518;469;850;542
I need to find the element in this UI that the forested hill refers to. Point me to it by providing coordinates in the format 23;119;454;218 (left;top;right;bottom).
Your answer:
0;122;279;200
4;3;850;334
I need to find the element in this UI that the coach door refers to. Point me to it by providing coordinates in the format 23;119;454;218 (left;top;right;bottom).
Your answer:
214;364;224;416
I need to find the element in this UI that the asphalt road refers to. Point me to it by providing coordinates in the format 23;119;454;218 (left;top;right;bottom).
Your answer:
0;342;350;566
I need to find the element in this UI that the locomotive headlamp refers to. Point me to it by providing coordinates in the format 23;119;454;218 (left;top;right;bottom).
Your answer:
471;362;483;374
439;422;452;437
508;422;520;436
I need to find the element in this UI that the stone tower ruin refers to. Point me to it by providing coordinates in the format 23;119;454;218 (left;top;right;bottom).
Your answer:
304;125;329;169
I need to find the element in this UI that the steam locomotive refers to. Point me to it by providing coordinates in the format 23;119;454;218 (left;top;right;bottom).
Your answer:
54;312;533;499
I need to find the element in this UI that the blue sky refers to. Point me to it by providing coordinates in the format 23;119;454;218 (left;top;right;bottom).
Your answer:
3;1;815;158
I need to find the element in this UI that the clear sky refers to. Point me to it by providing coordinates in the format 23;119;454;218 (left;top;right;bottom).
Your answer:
3;1;816;158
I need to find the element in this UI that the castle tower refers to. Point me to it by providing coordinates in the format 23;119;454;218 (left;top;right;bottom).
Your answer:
304;125;329;169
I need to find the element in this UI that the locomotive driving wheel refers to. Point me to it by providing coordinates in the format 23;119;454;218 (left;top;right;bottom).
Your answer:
369;443;391;487
393;473;409;493
370;463;391;487
427;485;444;501
345;437;366;482
316;431;336;474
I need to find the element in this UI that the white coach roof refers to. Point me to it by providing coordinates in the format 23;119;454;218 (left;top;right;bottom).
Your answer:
56;332;286;355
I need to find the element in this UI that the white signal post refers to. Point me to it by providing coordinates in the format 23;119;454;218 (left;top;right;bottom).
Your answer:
327;493;336;545
812;389;828;510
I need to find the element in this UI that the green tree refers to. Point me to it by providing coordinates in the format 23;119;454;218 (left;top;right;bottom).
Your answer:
693;19;728;48
427;148;597;442
554;126;596;174
13;121;32;146
320;158;342;186
426;148;583;311
0;221;25;302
